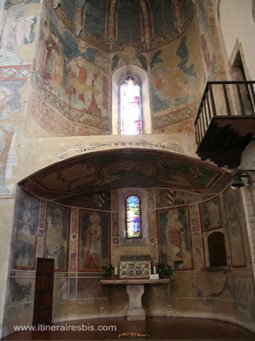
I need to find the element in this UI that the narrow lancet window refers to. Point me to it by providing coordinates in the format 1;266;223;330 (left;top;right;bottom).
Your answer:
120;76;143;135
126;195;142;238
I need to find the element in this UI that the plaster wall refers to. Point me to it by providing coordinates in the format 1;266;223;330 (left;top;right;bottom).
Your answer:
219;0;255;78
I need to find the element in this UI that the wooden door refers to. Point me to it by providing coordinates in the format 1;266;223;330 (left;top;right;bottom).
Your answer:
33;258;54;326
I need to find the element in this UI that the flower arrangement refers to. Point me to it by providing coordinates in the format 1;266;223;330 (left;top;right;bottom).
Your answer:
101;265;114;278
155;263;172;278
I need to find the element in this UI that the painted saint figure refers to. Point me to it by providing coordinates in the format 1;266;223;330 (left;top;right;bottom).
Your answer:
84;212;102;269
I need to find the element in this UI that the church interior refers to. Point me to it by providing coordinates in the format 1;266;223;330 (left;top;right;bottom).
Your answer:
0;0;255;339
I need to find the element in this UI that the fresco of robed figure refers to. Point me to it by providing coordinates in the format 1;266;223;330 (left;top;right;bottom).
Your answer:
14;191;39;269
158;206;193;270
79;210;110;271
45;203;70;271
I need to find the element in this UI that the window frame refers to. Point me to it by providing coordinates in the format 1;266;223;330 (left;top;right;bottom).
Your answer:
111;64;152;135
119;75;143;135
125;194;142;239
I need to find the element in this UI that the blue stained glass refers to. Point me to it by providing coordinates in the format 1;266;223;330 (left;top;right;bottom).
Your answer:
126;195;141;238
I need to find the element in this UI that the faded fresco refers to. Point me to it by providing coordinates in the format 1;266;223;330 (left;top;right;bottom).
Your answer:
0;80;27;119
150;19;204;129
9;277;33;303
158;206;192;270
0;0;39;65
204;274;254;318
111;47;148;71
200;197;222;231
196;0;216;78
155;189;213;208
223;188;246;267
14;190;39;269
151;35;197;112
34;6;111;134
45;203;70;271
79;210;110;271
59;191;111;210
0;124;16;195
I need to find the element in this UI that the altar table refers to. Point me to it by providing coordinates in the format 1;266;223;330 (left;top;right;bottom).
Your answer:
100;278;169;320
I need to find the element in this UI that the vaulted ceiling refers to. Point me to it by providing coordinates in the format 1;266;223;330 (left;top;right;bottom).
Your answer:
19;149;231;202
56;0;194;51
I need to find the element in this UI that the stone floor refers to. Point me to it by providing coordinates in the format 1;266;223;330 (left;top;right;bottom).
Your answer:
3;316;255;340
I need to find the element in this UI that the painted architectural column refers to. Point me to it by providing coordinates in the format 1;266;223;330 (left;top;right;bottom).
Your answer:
107;0;117;42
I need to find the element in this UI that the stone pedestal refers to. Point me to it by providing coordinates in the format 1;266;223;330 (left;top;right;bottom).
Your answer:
126;284;145;320
101;278;169;320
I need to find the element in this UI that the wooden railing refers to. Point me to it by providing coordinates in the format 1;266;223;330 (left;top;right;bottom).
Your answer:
194;81;255;145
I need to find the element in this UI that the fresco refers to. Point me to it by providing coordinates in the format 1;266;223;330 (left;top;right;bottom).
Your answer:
206;275;254;315
223;188;246;267
157;206;193;269
38;38;108;113
61;192;111;210
34;9;111;133
155;189;213;208
9;277;33;303
77;278;104;298
84;0;107;40
45;203;70;271
197;0;215;76
150;34;198;113
117;0;141;42
14;190;39;269
0;80;26;119
0;125;15;195
79;210;110;271
111;47;148;71
0;0;39;65
150;18;204;130
200;197;222;231
23;150;231;199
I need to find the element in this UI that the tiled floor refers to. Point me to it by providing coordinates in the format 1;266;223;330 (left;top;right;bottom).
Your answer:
3;317;255;340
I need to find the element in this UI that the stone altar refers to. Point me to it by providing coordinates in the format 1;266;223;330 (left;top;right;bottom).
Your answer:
100;279;169;320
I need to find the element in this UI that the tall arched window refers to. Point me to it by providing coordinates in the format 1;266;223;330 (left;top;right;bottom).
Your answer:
112;65;151;135
120;76;143;135
126;195;142;238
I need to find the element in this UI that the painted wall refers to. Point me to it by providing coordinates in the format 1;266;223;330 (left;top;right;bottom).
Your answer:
30;0;221;136
0;0;41;337
1;0;255;337
3;185;255;336
31;0;112;136
149;18;204;131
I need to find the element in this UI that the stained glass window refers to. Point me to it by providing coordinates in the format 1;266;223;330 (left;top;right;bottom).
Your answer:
120;76;143;135
126;195;142;238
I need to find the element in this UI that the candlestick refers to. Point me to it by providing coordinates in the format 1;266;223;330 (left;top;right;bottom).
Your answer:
153;266;157;274
114;266;118;276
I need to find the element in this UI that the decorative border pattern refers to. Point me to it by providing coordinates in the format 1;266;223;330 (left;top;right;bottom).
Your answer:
0;65;32;81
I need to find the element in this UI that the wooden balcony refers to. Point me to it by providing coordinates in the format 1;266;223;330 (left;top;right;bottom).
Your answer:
194;81;255;168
